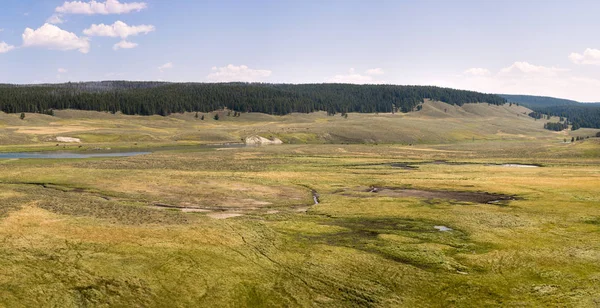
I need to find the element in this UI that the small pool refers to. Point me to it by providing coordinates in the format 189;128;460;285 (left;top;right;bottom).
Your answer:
434;225;453;232
0;152;151;159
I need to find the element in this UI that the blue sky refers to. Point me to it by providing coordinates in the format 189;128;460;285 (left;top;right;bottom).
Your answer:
1;0;600;101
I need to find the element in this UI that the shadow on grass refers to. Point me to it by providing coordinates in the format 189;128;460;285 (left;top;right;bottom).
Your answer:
293;216;492;271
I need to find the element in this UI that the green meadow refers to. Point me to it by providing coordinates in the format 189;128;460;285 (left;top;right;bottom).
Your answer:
0;101;599;307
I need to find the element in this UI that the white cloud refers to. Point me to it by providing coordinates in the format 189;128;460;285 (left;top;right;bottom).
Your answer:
0;29;4;32
499;61;567;76
431;61;599;102
56;0;147;15
327;73;374;84
0;42;15;54
113;40;138;50
22;24;90;53
105;72;125;78
158;62;173;72
46;14;65;24
206;64;272;82
83;21;154;39
365;68;384;75
58;68;68;73
569;48;600;65
326;68;386;84
464;67;491;76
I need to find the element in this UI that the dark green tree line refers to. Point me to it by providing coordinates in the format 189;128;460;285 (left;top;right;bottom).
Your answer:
0;82;506;116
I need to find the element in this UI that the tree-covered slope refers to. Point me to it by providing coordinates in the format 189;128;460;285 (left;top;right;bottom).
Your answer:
0;82;505;116
500;94;600;130
531;105;600;129
500;94;580;108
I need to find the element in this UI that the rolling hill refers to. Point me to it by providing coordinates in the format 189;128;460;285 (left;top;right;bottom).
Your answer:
1;100;578;148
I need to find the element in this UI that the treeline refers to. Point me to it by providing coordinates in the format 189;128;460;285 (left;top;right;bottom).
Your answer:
503;94;600;130
0;82;506;116
533;105;600;130
500;94;580;108
544;122;568;131
528;112;544;120
528;112;570;131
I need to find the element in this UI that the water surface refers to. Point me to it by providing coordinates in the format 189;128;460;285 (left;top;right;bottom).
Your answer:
0;152;150;159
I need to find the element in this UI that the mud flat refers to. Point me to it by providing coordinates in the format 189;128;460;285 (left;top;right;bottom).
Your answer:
339;186;516;204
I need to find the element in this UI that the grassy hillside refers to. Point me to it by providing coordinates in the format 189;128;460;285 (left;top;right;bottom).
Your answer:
2;100;589;151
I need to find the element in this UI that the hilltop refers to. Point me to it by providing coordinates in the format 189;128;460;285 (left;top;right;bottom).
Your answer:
0;82;505;116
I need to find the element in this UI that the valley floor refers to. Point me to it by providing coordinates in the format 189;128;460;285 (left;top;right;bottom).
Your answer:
0;107;599;307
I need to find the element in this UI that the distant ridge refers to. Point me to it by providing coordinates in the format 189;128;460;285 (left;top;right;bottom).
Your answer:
0;82;506;116
500;94;600;130
500;94;600;107
500;94;580;108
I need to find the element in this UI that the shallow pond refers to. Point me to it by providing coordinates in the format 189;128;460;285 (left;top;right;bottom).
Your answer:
0;143;250;159
498;164;540;168
434;225;453;232
0;152;151;159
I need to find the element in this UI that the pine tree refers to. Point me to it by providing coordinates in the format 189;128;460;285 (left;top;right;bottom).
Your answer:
20;112;25;120
214;114;219;121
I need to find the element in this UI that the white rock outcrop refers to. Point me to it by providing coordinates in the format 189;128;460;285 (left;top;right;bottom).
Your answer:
244;135;283;145
56;137;81;143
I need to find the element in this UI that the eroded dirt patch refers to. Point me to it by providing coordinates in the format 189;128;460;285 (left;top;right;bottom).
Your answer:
347;160;543;170
151;203;211;213
207;212;244;219
338;186;516;205
495;164;541;168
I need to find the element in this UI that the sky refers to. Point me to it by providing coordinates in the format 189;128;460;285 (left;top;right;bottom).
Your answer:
1;0;600;102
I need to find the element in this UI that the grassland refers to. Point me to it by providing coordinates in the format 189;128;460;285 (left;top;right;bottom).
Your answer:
0;102;599;307
1;101;588;151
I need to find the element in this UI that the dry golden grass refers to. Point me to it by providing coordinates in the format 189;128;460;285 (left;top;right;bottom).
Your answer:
2;101;590;150
0;106;599;306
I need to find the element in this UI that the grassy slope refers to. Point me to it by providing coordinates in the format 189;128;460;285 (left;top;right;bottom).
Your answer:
1;100;594;151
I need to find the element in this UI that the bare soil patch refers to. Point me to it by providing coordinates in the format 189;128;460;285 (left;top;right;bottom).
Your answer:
8;125;93;135
338;186;516;205
207;212;244;219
